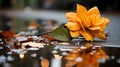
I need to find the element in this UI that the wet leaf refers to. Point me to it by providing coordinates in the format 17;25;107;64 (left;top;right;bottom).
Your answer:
1;31;15;38
50;27;71;41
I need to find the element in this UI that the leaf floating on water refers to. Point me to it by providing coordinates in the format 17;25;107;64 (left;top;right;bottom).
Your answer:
50;27;71;41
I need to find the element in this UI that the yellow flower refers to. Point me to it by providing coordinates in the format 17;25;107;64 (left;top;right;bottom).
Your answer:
65;4;110;41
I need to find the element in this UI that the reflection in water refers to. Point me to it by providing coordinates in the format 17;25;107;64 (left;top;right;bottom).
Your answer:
41;58;49;67
117;58;120;64
19;54;24;59
0;34;120;67
3;62;11;67
65;43;109;67
51;54;62;67
54;54;62;60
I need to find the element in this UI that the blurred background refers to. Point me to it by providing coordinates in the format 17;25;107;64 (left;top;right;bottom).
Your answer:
0;0;120;33
0;1;120;67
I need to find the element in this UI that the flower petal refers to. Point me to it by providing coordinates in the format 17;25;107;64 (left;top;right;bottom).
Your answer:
77;4;88;15
66;12;80;22
89;30;106;40
65;4;110;41
66;12;85;30
89;26;101;30
77;4;91;28
88;6;100;15
65;22;81;31
78;12;91;28
70;31;80;37
78;20;85;31
89;14;103;26
80;30;94;41
101;18;110;29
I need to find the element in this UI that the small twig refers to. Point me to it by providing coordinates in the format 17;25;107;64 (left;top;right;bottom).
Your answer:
35;31;51;36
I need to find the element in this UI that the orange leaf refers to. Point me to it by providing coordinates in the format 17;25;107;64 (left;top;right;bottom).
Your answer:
1;31;15;38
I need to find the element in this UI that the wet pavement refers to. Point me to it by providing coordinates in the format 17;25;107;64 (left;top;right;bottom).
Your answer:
0;10;120;67
0;43;120;67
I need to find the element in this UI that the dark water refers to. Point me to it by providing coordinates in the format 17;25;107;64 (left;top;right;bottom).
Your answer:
0;43;120;67
100;47;120;67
